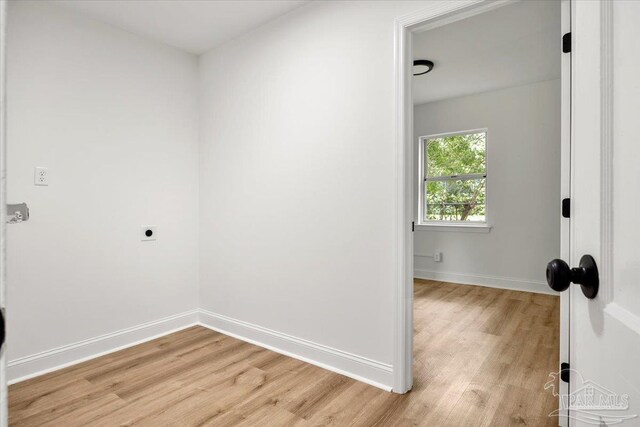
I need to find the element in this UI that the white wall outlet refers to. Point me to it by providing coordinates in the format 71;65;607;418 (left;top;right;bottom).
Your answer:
34;167;49;186
141;225;157;241
434;252;442;262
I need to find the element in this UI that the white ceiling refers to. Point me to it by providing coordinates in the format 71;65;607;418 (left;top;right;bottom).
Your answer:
52;0;311;54
412;1;561;105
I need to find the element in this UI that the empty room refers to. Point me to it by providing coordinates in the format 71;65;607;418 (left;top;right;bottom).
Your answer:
410;1;562;424
1;0;640;426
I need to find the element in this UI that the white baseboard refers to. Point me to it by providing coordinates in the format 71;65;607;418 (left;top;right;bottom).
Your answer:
8;309;394;393
198;309;393;391
7;310;199;384
414;269;556;295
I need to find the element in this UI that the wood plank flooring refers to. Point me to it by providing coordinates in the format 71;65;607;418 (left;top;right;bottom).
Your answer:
9;280;559;426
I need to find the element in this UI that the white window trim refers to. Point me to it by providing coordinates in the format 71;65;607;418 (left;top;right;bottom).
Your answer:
417;128;490;231
414;223;492;233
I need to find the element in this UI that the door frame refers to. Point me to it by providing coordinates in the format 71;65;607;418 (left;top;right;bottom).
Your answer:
392;2;572;414
558;1;572;424
0;0;8;425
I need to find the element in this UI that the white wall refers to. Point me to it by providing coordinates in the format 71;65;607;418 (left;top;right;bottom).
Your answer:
413;80;561;293
6;1;199;375
198;1;434;388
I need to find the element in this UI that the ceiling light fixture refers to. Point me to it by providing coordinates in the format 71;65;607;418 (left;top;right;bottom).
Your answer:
413;59;434;76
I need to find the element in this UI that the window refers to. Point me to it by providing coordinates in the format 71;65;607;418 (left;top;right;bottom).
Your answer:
419;130;487;224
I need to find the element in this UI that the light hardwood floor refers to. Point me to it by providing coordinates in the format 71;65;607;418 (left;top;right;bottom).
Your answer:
9;280;559;426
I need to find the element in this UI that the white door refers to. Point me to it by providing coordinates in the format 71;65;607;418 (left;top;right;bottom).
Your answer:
0;1;7;426
549;1;640;425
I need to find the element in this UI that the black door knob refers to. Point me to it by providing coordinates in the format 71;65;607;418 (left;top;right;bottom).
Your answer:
546;255;599;299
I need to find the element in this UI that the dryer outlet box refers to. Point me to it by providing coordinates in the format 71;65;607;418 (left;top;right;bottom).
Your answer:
141;225;157;241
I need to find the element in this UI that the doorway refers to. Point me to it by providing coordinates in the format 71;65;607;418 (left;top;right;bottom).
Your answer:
394;1;569;424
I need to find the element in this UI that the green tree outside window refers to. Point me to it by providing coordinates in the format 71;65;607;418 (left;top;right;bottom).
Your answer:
423;131;486;222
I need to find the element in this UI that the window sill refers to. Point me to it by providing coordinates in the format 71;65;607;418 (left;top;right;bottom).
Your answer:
415;223;492;233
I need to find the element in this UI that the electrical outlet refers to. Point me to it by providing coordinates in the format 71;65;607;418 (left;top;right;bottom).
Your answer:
141;225;157;241
434;252;442;262
34;167;49;186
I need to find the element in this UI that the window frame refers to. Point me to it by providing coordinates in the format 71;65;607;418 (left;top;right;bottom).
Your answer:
417;128;491;232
